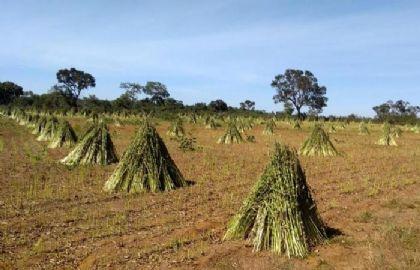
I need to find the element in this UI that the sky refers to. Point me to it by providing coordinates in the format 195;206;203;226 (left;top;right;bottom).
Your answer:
0;0;419;116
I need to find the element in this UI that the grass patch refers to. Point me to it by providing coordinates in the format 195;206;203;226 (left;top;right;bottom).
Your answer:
170;238;193;252
366;183;381;197
401;178;417;186
382;198;400;209
370;224;420;269
314;259;334;270
382;199;416;210
213;260;237;270
88;212;128;239
354;211;375;223
328;235;356;248
23;143;48;164
389;178;417;189
327;198;339;209
340;181;356;194
384;225;419;250
31;235;48;255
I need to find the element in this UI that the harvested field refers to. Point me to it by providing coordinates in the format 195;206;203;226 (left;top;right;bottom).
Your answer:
0;116;419;269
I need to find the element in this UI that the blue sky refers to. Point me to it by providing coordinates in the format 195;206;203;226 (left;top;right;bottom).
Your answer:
0;0;419;116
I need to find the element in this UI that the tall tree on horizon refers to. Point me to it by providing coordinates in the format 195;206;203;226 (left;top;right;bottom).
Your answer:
271;69;327;119
0;81;24;105
120;81;170;105
55;67;96;107
240;100;256;110
373;100;419;122
209;99;228;112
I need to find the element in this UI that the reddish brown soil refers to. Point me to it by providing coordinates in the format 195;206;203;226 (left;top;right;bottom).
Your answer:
0;117;419;269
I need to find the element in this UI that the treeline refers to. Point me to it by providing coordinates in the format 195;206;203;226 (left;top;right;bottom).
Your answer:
4;92;420;124
372;100;419;125
1;67;419;123
0;67;266;119
9;92;418;124
8;90;268;120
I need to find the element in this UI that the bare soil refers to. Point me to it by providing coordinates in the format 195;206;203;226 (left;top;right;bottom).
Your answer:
0;117;419;269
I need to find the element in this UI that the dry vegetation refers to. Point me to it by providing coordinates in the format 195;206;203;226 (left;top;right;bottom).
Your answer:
0;116;419;269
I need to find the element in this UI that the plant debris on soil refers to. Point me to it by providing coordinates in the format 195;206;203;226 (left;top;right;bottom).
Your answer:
0;115;419;269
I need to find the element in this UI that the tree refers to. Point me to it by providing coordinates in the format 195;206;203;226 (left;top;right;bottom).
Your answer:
113;93;134;110
240;100;256;110
80;95;111;112
36;91;72;110
209;99;228;112
120;82;143;102
120;81;170;105
193;102;208;110
55;68;96;107
392;100;419;115
271;69;327;119
143;81;170;104
283;102;294;116
0;81;24;104
372;103;391;120
163;98;183;107
373;100;419;122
